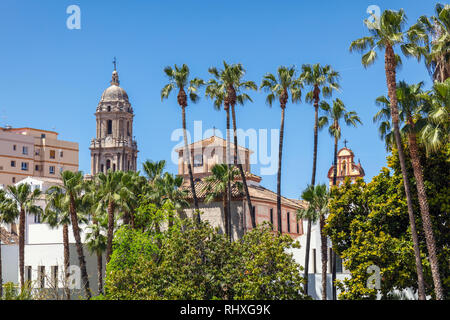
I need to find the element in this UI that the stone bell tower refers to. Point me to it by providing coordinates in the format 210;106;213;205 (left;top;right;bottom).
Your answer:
90;61;138;174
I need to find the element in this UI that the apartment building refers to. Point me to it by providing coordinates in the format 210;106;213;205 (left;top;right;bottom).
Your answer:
0;127;79;186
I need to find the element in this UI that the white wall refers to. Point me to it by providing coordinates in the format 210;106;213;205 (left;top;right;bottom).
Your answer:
1;244;18;284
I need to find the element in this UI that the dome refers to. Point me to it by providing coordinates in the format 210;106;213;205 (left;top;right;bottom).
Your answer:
100;85;129;102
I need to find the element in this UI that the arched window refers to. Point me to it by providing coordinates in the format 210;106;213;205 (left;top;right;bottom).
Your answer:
127;122;130;136
106;159;111;171
107;106;111;112
107;120;113;135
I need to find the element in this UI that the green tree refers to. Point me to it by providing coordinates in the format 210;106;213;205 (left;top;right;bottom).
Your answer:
206;62;258;229
404;3;450;82
319;98;361;298
297;184;330;300
202;164;242;240
6;183;42;290
95;170;134;264
43;187;72;299
421;78;450;154
374;80;445;298
55;171;91;299
299;63;340;294
350;8;427;300
161;64;204;222
0;189;16;298
260;66;302;235
85;212;107;295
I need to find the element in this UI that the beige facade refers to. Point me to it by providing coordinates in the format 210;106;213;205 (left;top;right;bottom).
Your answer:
90;68;138;174
327;147;365;186
180;135;306;239
0;127;79;187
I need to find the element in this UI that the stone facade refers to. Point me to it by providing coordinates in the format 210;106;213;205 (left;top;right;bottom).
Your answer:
90;68;138;174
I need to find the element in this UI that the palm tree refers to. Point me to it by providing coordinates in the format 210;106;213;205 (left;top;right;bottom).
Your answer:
95;170;133;264
319;98;361;299
297;184;330;300
404;3;450;82
154;172;189;227
85;211;107;295
202;164;242;240
260;66;302;235
0;189;16;298
421;78;450;154
142;160;166;183
43;187;72;299
121;171;147;227
57;170;91;299
6;183;42;290
299;63;339;294
161;64;204;223
350;8;427;300
374;80;444;299
206;62;258;230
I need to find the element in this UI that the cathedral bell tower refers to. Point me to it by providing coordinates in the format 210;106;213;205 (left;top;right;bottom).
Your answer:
90;63;138;174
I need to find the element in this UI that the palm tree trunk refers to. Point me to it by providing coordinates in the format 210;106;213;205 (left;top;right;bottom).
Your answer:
277;107;285;234
223;193;228;236
19;208;25;289
332;133;338;300
182;106;200;223
407;117;444;300
231;104;255;229
69;195;91;299
304;100;320;295
226;106;232;242
62;224;70;300
106;200;115;264
385;44;426;300
320;215;328;300
97;252;103;295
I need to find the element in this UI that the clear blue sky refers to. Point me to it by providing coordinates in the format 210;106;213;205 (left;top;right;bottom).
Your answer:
0;0;436;199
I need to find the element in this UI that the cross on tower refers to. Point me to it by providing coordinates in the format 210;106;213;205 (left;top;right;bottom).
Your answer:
113;57;117;71
343;139;348;148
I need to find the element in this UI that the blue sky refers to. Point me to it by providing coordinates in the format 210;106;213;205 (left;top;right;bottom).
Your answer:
0;0;437;199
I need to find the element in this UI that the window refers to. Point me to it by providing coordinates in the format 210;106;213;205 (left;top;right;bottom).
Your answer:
51;266;58;287
101;164;104;173
287;212;291;233
193;154;203;167
127;122;130;136
26;266;32;282
41;133;46;139
34;213;41;223
107;105;111;112
35;149;40;156
11;160;16;167
106;159;111;171
50;150;56;159
12;177;16;183
60;151;63;157
22;146;28;155
38;266;45;288
270;208;274;229
35;164;39;171
107;120;113;134
13;144;16;151
297;221;300;234
49;166;55;174
312;249;317;273
21;162;28;171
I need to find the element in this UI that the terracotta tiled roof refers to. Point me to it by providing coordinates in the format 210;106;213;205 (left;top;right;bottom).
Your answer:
0;227;18;245
182;177;306;210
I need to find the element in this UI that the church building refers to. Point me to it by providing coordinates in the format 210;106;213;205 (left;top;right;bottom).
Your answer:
89;65;138;175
